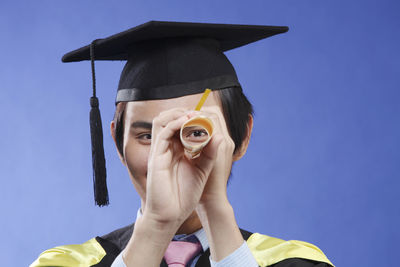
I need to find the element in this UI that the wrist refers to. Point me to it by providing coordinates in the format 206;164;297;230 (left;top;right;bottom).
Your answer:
122;216;178;266
137;214;180;240
196;198;234;230
196;198;244;262
197;195;231;215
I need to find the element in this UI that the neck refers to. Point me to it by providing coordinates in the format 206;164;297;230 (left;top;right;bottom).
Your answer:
176;211;202;235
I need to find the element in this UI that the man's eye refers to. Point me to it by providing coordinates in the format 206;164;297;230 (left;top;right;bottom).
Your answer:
187;130;207;138
183;127;209;144
138;133;152;140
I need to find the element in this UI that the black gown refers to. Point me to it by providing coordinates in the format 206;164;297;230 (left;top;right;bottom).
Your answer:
91;224;333;267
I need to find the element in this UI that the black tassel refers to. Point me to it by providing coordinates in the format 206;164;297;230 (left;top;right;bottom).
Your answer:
89;41;109;206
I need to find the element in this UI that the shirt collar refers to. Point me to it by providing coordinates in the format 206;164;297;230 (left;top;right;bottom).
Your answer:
136;208;209;252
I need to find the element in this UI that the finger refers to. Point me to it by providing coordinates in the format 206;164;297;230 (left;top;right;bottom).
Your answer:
191;133;224;177
196;109;235;153
152;108;187;133
198;107;231;139
150;109;187;155
153;115;189;155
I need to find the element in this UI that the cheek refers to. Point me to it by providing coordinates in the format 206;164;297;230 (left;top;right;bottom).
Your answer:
124;138;150;178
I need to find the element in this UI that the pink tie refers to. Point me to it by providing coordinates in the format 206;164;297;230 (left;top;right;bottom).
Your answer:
164;241;202;267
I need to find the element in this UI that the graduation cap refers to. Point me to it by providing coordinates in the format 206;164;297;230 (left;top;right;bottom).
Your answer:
62;20;288;206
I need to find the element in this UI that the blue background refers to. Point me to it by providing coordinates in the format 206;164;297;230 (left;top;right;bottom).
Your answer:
1;0;399;266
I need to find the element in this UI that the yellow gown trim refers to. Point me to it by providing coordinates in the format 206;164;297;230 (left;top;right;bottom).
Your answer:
30;238;105;267
247;233;334;267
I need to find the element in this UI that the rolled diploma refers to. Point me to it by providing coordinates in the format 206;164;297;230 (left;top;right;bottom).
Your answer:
180;115;214;159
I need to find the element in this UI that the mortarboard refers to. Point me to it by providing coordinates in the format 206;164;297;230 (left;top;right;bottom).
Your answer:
62;20;288;206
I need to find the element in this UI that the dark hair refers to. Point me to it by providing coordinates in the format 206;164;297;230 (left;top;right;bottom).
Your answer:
113;86;253;158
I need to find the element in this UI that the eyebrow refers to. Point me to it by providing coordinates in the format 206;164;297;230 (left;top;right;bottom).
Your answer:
130;121;153;129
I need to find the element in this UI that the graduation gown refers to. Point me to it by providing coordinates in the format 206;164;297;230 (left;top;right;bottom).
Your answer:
31;223;334;267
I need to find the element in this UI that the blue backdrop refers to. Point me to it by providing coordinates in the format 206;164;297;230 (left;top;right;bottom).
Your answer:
1;1;399;266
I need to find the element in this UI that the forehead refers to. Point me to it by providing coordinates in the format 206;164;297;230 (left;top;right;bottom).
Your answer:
124;91;221;121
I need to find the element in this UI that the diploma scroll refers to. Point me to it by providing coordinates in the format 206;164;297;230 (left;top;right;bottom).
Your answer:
180;89;214;159
180;115;214;159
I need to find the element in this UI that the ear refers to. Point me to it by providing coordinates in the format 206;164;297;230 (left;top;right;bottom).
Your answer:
233;114;254;161
110;120;126;165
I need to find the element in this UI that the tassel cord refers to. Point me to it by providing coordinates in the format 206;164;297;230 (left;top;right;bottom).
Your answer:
89;40;109;206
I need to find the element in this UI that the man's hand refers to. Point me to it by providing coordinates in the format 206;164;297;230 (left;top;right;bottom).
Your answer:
143;108;222;227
